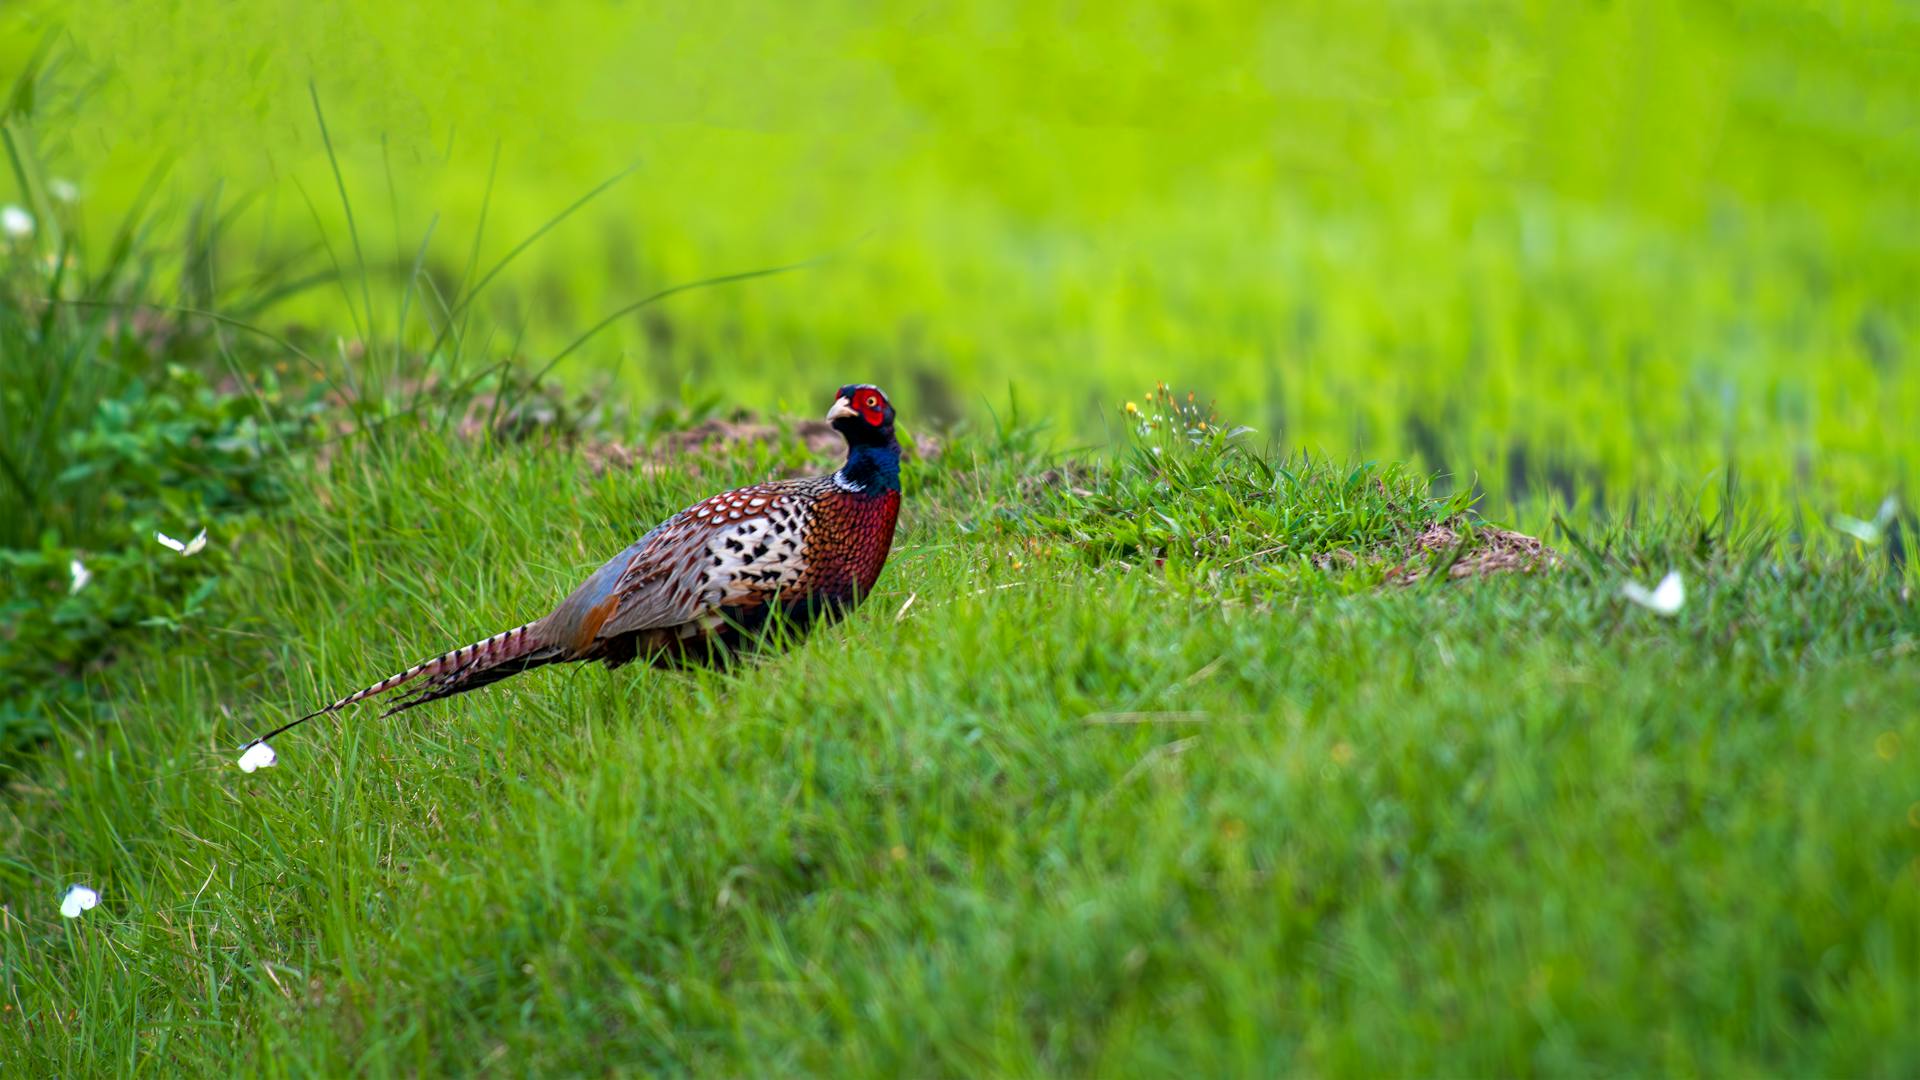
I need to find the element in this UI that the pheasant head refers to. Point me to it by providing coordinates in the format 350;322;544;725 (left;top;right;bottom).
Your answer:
827;384;896;447
827;384;900;494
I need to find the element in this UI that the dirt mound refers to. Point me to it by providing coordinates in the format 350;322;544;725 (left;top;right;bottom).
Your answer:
1387;523;1557;584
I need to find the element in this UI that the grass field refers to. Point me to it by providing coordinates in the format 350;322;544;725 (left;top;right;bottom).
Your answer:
5;405;1918;1073
6;0;1918;516
4;0;1920;1074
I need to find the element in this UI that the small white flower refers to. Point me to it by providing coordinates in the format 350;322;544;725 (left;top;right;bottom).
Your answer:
237;742;277;773
1832;517;1879;544
1832;496;1899;546
69;557;91;594
156;529;208;556
1;204;32;239
60;884;100;919
48;178;79;204
1621;571;1686;616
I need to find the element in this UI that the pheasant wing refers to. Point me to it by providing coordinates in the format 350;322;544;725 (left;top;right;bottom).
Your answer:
542;481;818;652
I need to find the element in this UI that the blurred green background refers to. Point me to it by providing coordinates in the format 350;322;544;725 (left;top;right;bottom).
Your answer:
5;0;1916;519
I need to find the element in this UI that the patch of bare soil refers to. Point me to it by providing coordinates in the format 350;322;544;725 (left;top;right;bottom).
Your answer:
1386;522;1558;584
1017;464;1098;499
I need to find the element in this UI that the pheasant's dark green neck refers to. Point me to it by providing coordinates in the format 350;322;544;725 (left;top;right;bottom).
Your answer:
835;438;901;495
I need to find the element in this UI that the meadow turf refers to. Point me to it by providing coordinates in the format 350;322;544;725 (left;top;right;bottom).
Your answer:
4;0;1920;1072
3;406;1917;1074
4;0;1916;519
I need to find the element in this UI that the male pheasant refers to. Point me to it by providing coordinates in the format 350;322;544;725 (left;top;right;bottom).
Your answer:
246;384;902;750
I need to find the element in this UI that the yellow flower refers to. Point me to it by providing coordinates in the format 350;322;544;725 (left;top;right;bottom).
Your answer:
1125;401;1139;415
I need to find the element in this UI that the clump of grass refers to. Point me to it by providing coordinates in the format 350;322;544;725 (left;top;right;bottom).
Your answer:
0;364;318;754
975;384;1476;592
0;116;334;758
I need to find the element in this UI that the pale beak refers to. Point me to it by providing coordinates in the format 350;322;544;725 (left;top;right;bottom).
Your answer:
826;396;857;422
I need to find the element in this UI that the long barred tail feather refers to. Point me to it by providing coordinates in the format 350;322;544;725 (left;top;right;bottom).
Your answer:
243;620;559;749
376;646;564;718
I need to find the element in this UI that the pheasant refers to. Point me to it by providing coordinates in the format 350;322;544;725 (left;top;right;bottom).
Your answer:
245;384;902;750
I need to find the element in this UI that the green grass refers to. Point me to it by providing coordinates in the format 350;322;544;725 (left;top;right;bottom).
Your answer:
4;1;1919;1072
4;0;1917;517
4;410;1917;1073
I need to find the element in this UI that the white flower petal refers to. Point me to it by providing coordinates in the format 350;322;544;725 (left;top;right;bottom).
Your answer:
1650;572;1686;613
69;558;91;594
1622;571;1685;616
1;204;32;239
237;742;277;773
156;529;208;556
1873;496;1900;529
1833;515;1881;545
60;884;100;919
48;178;79;204
1835;497;1900;545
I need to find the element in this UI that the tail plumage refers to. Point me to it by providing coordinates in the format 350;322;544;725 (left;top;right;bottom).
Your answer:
244;620;562;749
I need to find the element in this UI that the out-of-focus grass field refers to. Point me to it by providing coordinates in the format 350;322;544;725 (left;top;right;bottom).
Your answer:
4;1;1920;1075
8;0;1917;518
